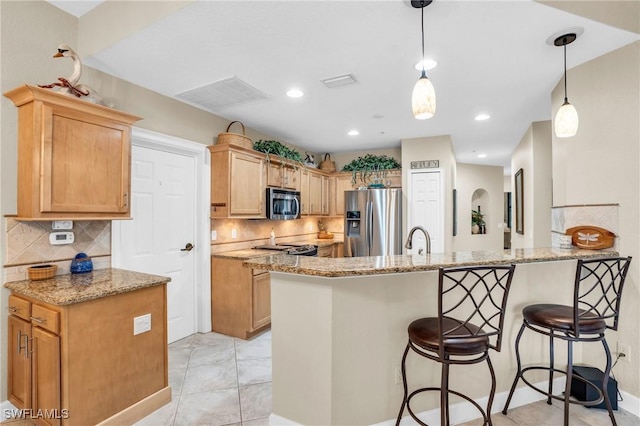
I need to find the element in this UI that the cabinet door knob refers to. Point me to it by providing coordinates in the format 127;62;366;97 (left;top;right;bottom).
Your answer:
181;243;194;252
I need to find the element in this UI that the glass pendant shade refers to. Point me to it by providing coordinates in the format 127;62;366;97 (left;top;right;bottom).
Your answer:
412;72;436;120
554;99;579;138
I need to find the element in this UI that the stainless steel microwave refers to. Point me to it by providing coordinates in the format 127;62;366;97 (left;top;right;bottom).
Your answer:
266;188;301;220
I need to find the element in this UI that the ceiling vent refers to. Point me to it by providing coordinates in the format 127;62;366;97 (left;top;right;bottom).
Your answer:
321;73;357;88
176;76;268;110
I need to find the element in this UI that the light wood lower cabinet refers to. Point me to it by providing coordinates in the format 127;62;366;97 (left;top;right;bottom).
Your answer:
211;257;271;339
7;286;168;425
317;245;334;258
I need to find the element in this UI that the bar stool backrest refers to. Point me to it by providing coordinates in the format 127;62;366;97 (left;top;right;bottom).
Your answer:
574;256;632;337
438;265;516;354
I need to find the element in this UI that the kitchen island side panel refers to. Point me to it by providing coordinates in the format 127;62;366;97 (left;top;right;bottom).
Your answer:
270;260;578;425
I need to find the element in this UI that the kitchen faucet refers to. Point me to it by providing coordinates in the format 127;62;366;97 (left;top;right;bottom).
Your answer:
405;226;431;255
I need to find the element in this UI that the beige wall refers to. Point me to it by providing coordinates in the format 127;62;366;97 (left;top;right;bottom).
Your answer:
453;163;505;252
552;41;640;398
0;0;287;403
510;121;552;249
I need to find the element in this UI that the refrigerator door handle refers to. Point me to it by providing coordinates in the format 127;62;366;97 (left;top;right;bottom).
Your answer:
366;200;373;252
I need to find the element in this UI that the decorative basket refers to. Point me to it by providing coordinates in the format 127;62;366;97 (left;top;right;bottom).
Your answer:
319;153;336;173
28;264;57;281
216;121;253;149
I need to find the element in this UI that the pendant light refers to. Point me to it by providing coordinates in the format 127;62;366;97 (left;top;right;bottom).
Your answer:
554;33;578;138
411;0;436;120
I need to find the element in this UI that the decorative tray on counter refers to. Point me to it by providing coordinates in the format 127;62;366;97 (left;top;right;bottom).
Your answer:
566;225;615;250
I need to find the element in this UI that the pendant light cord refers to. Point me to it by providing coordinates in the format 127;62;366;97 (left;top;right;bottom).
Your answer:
420;0;426;76
563;38;568;102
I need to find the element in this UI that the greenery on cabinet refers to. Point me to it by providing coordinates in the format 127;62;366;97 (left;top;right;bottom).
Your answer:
341;154;401;187
253;140;303;166
341;154;400;172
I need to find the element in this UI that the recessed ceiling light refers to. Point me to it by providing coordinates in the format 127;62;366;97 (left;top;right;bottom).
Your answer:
414;58;438;71
477;153;488;158
286;88;304;98
475;114;491;121
348;130;360;136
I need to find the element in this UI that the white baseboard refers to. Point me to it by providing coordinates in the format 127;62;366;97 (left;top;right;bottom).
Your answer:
619;389;640;418
1;400;19;421
269;413;302;425
375;378;566;426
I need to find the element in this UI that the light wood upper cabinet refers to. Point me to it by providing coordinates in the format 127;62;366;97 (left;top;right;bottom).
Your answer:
267;161;300;190
209;145;266;219
334;174;355;216
308;170;323;215
300;169;310;215
3;85;141;220
321;175;329;215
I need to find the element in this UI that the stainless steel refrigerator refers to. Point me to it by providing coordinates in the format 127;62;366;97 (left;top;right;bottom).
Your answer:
344;188;403;257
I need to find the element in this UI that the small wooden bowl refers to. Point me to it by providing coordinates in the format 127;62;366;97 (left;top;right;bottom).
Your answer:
28;264;57;281
317;232;334;240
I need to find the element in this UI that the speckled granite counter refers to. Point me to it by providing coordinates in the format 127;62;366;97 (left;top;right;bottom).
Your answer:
212;237;343;260
4;268;171;305
244;247;618;277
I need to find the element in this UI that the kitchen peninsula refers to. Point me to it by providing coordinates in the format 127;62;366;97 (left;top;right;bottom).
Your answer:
244;248;618;425
5;269;171;425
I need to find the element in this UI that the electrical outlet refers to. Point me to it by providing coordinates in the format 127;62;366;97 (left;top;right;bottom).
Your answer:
52;220;73;230
617;342;631;363
133;313;152;335
211;230;217;241
394;366;403;385
231;229;237;239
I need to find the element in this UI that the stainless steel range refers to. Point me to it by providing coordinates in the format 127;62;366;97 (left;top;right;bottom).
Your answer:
253;243;318;256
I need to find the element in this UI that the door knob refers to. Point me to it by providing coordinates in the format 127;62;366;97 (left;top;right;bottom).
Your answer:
181;243;194;252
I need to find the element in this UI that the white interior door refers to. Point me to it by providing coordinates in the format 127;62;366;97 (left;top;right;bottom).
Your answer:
409;170;444;253
114;142;199;343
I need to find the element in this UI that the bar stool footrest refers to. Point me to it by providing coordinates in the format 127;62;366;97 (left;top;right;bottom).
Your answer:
405;387;489;426
520;366;605;407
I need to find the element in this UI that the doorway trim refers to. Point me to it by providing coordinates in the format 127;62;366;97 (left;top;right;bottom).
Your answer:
112;127;211;333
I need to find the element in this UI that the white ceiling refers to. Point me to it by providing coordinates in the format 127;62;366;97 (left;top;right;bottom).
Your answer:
50;1;639;171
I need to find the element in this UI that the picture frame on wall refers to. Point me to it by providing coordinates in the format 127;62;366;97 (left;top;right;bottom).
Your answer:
452;189;457;236
515;168;524;235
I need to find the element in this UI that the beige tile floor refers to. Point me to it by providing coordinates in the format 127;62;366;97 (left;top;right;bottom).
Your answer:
2;328;638;426
134;330;639;426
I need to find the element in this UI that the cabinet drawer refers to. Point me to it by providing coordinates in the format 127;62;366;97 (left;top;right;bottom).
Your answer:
31;304;60;335
252;268;268;276
8;295;30;321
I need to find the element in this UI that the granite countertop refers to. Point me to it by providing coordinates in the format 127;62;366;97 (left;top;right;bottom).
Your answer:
212;237;343;260
4;268;171;306
242;247;619;278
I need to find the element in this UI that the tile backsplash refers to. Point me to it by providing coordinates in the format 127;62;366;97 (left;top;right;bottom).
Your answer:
211;217;344;253
551;204;619;248
4;218;111;282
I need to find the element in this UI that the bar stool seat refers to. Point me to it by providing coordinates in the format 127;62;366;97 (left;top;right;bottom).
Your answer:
523;304;606;334
502;256;632;426
408;317;490;355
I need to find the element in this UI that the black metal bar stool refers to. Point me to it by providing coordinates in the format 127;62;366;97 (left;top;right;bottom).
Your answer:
396;264;516;426
502;256;632;426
